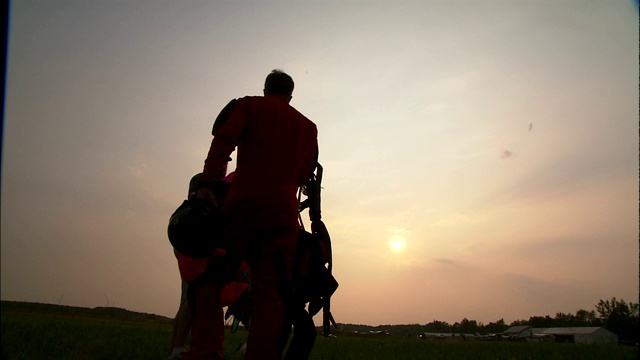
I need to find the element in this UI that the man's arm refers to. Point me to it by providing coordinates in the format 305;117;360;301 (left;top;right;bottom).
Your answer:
212;99;237;136
202;98;250;182
197;98;250;204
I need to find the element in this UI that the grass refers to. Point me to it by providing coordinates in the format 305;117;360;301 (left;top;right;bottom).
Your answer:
308;335;638;360
1;311;170;360
1;302;638;360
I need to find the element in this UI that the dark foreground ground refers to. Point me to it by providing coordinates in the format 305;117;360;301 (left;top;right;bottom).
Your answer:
1;301;637;360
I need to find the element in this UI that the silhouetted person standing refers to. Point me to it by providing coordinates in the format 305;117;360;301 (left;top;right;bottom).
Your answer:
194;70;318;360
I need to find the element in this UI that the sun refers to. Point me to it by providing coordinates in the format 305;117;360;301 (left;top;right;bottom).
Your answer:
390;238;406;253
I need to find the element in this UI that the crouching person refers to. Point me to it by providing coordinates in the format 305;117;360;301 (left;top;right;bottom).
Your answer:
172;172;246;360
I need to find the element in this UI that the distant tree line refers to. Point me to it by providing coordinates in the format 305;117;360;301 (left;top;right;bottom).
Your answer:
0;300;173;324
339;298;639;343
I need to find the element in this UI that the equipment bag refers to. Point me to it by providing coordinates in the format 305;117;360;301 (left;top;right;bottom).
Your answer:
296;162;338;336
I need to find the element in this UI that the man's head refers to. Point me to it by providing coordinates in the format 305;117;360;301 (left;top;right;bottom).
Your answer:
264;69;294;101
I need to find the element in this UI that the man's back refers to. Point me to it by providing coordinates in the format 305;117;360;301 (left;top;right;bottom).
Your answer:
204;95;318;227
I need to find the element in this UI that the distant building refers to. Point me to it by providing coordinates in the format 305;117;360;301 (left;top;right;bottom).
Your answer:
502;326;618;344
535;327;618;345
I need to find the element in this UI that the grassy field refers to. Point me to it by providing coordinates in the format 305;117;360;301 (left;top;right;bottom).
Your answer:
1;302;637;360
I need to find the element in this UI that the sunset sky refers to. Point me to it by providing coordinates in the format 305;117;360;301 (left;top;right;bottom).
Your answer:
2;0;638;327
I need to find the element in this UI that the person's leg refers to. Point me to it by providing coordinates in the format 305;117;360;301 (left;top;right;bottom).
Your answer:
173;281;192;346
170;250;193;359
244;254;288;360
183;281;224;360
244;229;297;360
173;300;191;345
284;306;316;360
169;280;192;359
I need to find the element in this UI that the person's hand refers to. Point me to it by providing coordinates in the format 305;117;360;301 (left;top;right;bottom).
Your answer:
196;186;218;208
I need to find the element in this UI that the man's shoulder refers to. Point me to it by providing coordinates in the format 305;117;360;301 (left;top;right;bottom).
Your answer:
300;114;317;131
235;96;261;105
237;96;286;110
282;102;315;126
290;107;317;133
238;96;316;130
